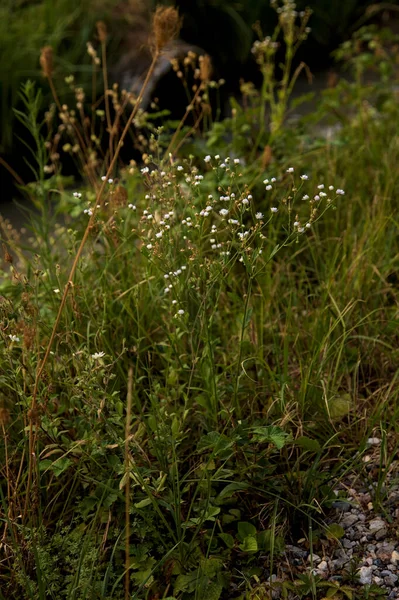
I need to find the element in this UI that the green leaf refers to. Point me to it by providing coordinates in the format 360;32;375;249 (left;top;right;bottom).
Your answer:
251;425;292;449
39;457;73;477
134;498;152;509
171;416;180;438
328;394;352;419
295;436;321;453
219;533;235;549
216;482;249;502
203;581;223;600
200;557;223;578
237;521;257;540
239;536;258;553
325;523;345;540
174;572;199;594
257;530;285;554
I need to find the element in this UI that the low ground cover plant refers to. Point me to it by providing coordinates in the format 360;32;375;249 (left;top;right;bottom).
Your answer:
1;3;399;599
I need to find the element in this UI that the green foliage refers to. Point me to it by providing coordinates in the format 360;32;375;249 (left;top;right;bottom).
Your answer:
1;7;399;600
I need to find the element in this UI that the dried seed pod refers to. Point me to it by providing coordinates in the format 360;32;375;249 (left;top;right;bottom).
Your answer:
199;54;212;83
2;243;13;264
40;46;54;78
152;6;182;53
96;20;108;43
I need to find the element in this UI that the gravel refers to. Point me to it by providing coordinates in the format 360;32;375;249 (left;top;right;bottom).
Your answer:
262;454;399;599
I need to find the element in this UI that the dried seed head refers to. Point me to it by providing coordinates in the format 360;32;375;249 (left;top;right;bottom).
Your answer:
199;54;212;83
96;21;107;43
152;6;182;53
40;46;54;78
2;243;13;264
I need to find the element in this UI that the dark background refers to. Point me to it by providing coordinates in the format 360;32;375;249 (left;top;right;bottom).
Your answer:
0;0;395;200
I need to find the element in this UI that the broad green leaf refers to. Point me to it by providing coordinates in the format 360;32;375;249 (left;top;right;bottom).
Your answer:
295;436;321;453
239;535;258;553
237;521;257;540
39;457;73;477
203;581;223;600
251;425;292;449
325;523;345;540
258;530;285;553
219;533;235;549
216;482;249;502
200;557;223;577
328;394;352;419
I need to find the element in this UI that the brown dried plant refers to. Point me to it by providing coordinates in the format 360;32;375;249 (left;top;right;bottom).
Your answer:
39;46;54;78
152;6;182;53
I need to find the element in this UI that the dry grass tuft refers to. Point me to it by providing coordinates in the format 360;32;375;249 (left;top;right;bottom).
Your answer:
152;6;182;53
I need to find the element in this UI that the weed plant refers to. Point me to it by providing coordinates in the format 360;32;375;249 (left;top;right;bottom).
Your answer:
1;2;399;599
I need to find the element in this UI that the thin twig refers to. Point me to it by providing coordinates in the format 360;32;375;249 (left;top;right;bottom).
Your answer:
101;39;113;166
0;156;25;187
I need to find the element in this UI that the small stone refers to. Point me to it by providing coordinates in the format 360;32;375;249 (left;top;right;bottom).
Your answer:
373;576;383;585
342;539;353;549
318;560;328;571
287;545;307;559
375;527;387;540
377;542;396;557
341;514;358;528
367;437;381;445
308;554;321;564
359;566;373;585
332;500;351;511
369;518;385;532
391;550;399;564
384;574;398;587
357;513;366;521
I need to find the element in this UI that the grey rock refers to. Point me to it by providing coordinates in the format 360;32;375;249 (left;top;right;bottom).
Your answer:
369;518;386;532
358;566;373;585
287;545;307;559
384;574;398;587
375;527;388;540
341;514;358;528
332;500;351;511
307;554;321;564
